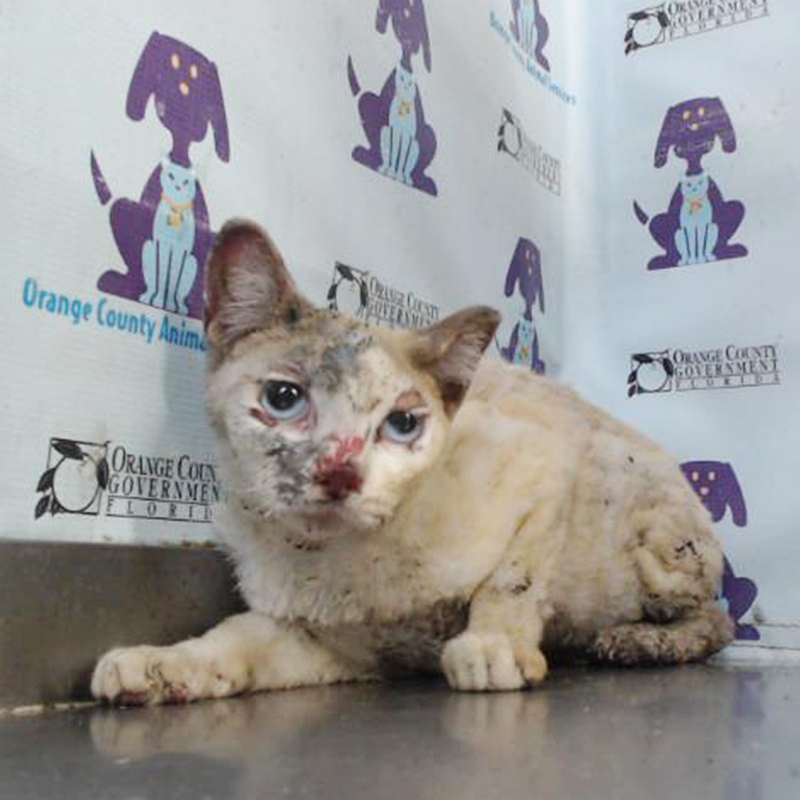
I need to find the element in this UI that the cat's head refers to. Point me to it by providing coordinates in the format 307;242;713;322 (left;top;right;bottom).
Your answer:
681;172;708;198
160;157;197;203
395;66;416;96
204;220;499;533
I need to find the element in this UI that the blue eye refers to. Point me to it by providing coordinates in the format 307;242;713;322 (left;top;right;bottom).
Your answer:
261;381;309;421
380;411;424;444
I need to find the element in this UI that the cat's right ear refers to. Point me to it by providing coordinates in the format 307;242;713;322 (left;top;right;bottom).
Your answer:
204;219;312;355
410;306;501;417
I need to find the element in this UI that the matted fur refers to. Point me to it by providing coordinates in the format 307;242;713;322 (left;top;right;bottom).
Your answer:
92;221;732;703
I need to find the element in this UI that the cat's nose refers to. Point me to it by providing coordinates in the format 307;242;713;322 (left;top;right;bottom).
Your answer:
314;461;363;501
314;436;365;501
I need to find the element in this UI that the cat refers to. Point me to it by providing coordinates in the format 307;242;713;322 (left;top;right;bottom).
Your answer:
676;172;718;266
92;220;732;703
510;317;543;373
518;0;539;56
378;63;419;185
140;156;198;314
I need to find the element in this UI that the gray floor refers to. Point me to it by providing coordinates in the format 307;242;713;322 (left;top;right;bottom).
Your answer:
1;664;798;800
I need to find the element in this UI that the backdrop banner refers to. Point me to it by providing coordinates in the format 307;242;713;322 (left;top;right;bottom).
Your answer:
1;1;796;651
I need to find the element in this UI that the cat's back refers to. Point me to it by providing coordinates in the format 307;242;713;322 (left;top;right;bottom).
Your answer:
458;358;706;551
463;357;663;453
425;359;591;538
460;357;596;440
452;357;677;505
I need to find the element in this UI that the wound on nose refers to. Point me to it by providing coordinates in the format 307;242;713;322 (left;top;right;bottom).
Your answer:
315;462;363;501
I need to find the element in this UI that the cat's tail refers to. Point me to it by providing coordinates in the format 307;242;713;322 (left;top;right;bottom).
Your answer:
91;151;112;206
633;201;650;225
347;56;361;97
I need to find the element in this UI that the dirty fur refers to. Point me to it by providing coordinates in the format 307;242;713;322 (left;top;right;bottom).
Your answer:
92;220;733;704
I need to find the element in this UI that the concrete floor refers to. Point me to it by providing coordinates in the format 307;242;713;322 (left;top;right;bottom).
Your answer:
1;663;798;800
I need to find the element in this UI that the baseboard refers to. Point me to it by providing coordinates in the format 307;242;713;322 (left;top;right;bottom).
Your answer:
0;540;244;708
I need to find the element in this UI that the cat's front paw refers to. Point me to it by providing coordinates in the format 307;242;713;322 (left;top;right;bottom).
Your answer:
92;645;209;706
441;632;547;692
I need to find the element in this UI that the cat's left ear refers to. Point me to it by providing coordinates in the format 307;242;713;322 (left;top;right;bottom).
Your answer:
410;307;500;416
204;219;312;356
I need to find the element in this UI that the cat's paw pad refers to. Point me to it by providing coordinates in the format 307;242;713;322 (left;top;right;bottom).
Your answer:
91;645;202;706
593;625;678;665
441;632;546;692
514;642;548;683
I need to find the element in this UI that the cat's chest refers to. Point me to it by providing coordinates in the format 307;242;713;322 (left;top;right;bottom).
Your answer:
235;533;472;672
306;598;470;674
682;196;710;220
391;91;416;122
226;513;479;626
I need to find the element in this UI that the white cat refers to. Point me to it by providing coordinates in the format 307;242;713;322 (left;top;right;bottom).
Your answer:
92;220;731;703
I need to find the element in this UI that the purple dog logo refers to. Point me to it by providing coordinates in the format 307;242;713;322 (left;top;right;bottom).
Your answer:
91;32;230;320
635;97;747;271
500;238;545;374
348;0;437;196
681;461;759;641
509;0;550;71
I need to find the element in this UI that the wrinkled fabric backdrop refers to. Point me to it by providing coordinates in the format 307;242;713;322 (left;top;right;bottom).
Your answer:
1;0;797;654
